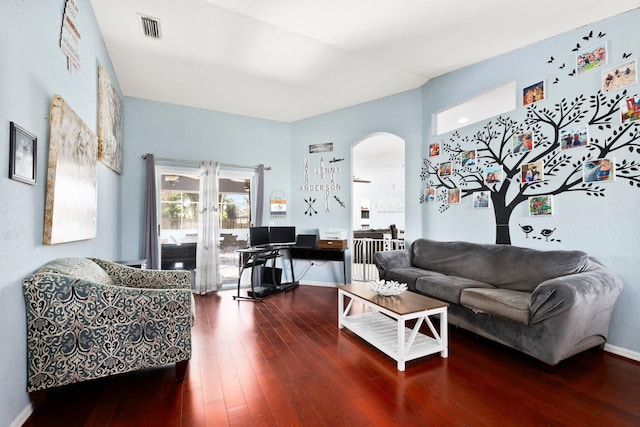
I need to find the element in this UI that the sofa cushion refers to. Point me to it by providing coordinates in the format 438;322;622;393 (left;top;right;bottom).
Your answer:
460;288;531;325
411;239;590;292
384;267;431;290
415;273;495;304
35;257;115;286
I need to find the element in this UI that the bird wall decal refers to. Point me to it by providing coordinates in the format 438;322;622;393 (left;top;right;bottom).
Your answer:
519;224;534;238
540;228;556;242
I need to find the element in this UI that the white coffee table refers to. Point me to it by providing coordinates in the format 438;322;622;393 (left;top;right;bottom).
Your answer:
338;283;449;371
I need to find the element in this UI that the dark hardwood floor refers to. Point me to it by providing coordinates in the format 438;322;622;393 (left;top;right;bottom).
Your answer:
24;285;640;427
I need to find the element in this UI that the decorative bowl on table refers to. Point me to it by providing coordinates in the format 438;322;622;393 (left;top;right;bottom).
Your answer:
367;280;408;296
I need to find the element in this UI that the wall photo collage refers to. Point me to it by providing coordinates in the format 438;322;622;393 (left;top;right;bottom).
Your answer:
421;33;640;244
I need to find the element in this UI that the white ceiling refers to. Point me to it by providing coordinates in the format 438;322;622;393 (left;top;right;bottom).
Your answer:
89;0;640;123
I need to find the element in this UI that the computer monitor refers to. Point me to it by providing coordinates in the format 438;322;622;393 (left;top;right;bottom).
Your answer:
249;226;270;247
269;226;296;245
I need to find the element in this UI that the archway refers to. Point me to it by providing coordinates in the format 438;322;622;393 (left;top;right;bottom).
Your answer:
351;133;405;281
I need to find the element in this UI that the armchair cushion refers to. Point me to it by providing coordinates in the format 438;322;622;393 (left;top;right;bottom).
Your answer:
35;257;115;286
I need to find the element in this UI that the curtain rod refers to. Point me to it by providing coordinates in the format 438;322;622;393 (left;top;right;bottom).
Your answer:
141;154;270;171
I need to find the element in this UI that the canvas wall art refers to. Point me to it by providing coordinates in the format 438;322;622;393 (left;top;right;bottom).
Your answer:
44;95;98;244
98;65;123;174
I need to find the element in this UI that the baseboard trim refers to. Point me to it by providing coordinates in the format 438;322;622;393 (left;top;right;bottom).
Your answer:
604;343;640;363
10;402;33;427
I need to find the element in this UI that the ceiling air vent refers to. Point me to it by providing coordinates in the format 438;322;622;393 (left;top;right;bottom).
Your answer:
139;14;162;40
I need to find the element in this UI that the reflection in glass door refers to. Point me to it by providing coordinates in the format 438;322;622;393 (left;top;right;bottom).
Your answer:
157;166;200;273
218;169;253;288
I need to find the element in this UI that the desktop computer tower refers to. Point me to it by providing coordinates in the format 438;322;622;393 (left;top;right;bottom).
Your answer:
261;266;282;286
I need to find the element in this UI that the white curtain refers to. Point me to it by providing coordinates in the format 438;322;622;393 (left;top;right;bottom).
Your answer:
194;161;221;294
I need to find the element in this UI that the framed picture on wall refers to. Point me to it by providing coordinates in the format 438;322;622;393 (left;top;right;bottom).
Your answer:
483;165;503;185
460;150;477;167
9;122;37;185
521;161;544;183
447;188;460;204
528;195;553;216
438;161;452;177
512;131;534;154
429;141;441;157
583;158;616;182
602;59;637;93
576;41;607;75
473;191;489;208
620;96;640;124
560;124;589;150
425;187;436;202
523;81;545;106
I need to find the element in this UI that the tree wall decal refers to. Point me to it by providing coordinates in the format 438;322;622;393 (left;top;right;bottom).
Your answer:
422;83;640;245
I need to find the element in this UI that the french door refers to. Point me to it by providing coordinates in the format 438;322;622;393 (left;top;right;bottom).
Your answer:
156;165;201;272
218;168;254;288
155;164;256;290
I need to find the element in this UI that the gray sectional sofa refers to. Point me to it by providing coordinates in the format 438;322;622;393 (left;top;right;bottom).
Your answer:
373;238;623;365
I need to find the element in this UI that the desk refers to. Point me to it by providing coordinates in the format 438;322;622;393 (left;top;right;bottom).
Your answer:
289;247;347;284
234;247;297;301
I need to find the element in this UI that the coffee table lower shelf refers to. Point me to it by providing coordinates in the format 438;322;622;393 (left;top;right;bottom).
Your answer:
341;312;446;369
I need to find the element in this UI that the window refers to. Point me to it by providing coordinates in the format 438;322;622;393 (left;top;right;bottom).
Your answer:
435;80;516;135
158;168;200;244
219;183;251;229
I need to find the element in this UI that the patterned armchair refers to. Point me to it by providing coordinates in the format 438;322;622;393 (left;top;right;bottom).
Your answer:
22;257;194;399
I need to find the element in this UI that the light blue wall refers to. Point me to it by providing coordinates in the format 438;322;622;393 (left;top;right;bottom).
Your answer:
290;90;422;283
421;9;640;354
120;98;292;260
0;0;121;425
122;90;422;284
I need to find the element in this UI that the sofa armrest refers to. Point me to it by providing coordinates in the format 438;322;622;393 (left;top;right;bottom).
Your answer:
90;258;191;290
530;268;623;324
373;249;412;280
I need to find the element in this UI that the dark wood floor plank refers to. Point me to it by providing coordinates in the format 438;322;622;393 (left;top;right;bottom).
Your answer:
202;398;230;427
22;285;640;427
